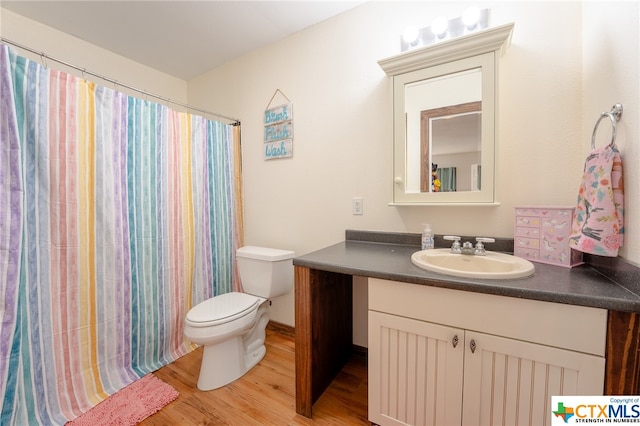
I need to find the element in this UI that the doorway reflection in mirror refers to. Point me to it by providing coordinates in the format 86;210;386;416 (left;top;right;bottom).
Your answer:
428;106;481;192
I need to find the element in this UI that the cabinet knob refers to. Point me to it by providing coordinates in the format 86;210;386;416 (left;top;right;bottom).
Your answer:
470;339;477;354
452;335;459;348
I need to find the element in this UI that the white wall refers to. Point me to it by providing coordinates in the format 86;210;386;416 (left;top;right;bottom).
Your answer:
188;1;640;331
582;1;639;263
0;9;187;104
3;2;638;338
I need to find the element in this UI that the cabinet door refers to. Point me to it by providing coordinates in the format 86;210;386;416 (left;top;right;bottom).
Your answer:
368;311;464;426
462;331;605;426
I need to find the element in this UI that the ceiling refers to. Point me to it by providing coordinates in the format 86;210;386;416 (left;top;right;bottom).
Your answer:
2;1;365;80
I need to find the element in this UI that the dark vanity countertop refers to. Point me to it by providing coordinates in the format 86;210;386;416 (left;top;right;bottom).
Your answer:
293;234;640;313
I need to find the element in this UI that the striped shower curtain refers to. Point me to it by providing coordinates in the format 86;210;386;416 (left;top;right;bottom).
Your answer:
0;44;243;425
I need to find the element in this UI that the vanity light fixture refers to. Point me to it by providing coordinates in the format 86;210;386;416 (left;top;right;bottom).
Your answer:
402;25;420;47
462;6;482;31
400;7;490;52
431;16;449;39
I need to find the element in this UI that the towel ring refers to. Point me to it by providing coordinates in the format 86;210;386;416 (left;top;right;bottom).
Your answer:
591;103;623;149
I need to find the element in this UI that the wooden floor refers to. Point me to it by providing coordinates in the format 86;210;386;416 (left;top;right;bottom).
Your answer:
140;325;369;425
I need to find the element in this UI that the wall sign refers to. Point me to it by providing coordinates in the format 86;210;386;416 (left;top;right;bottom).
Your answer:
264;90;293;160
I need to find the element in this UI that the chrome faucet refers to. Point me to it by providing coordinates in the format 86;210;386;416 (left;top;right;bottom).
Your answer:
444;236;495;255
461;241;475;255
473;237;495;255
444;236;462;253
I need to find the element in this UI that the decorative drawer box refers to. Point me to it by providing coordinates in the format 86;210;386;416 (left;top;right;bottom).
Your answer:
514;206;583;268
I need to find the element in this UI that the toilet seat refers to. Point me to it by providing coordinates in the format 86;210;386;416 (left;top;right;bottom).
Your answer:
186;292;261;327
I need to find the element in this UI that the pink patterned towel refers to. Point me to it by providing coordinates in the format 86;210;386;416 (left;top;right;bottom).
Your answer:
66;374;178;425
569;144;624;257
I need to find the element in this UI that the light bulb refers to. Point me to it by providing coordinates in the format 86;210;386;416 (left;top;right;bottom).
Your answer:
431;16;448;38
462;7;481;30
402;26;420;46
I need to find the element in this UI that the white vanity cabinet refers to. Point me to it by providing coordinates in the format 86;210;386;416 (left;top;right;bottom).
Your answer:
368;278;607;426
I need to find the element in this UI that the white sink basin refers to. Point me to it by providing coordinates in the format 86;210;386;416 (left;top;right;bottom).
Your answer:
411;249;535;279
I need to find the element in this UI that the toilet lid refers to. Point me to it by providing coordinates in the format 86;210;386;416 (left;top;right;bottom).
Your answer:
186;292;260;325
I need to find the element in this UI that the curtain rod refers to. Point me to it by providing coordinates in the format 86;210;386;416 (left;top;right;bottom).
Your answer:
1;37;241;126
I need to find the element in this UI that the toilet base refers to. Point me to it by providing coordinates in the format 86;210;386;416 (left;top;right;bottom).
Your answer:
197;337;266;391
195;305;269;391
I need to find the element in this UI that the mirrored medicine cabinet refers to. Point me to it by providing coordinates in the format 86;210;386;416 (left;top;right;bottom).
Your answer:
378;23;514;205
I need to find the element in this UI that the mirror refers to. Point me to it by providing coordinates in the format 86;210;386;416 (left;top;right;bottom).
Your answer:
407;69;482;193
424;101;481;192
394;54;494;204
378;23;514;205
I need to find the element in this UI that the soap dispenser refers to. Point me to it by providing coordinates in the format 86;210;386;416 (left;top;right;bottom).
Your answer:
421;224;434;250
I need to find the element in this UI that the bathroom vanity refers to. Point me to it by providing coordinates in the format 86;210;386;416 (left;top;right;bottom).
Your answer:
292;231;640;422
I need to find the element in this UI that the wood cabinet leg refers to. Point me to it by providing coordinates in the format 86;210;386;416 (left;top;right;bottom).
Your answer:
295;266;313;417
294;266;353;418
605;310;640;394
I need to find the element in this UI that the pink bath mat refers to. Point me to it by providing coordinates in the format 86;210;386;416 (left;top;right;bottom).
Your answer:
67;374;178;425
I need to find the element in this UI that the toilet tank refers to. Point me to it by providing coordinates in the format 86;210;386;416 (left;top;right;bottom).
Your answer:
236;246;295;298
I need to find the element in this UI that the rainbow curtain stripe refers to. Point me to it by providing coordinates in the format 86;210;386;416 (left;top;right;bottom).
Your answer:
0;44;241;425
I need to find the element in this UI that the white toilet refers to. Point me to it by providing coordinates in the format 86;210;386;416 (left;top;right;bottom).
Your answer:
184;246;294;391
